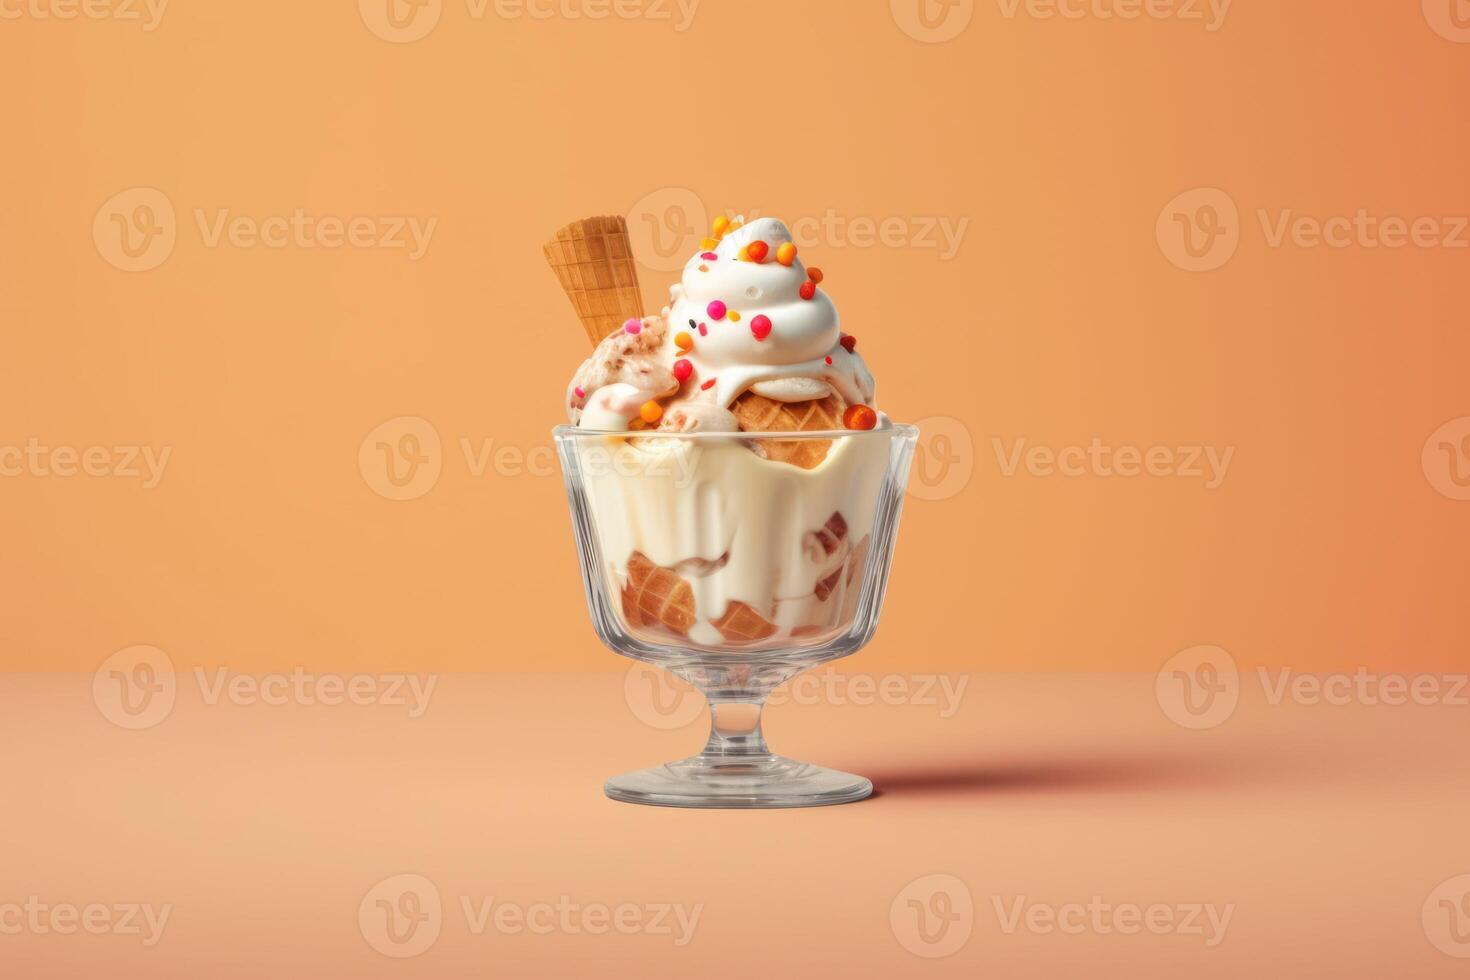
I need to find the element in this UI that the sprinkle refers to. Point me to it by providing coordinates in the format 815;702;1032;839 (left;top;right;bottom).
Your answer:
713;216;730;238
700;377;717;391
701;237;718;250
840;334;856;353
701;252;719;260
728;311;741;322
799;281;816;301
750;314;772;340
574;386;586;398
640;400;664;424
698;265;709;272
697;322;708;336
807;267;824;284
776;242;797;266
623;318;642;335
747;241;769;263
824;356;832;365
843;404;877;431
673;359;693;382
736;244;751;261
674;331;694;351
707;300;727;320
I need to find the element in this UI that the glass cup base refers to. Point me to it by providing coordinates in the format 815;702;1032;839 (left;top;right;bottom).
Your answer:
604;754;873;809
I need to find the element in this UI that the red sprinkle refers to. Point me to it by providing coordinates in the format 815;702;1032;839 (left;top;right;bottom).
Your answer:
697;322;708;336
799;281;817;301
824;356;833;365
807;267;824;284
700;377;717;390
839;334;856;353
747;241;770;263
574;386;586;398
673;359;693;383
750;314;772;341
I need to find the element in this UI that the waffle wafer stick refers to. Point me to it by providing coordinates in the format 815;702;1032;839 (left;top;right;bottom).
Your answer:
543;215;644;347
711;601;779;644
621;552;696;636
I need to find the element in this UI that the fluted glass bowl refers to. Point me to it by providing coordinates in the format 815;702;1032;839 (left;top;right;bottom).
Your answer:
555;423;918;808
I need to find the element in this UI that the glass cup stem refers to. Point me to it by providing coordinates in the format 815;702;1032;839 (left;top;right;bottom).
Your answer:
703;700;770;761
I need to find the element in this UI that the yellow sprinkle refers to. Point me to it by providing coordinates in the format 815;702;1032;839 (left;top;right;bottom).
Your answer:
640;401;663;424
700;237;718;250
736;244;751;261
712;216;730;238
728;311;741;322
776;242;797;266
674;331;694;350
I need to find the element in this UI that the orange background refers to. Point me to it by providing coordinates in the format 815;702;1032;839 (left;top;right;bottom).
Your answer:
3;0;1468;675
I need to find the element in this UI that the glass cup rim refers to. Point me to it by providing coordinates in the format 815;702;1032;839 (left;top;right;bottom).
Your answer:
554;422;919;442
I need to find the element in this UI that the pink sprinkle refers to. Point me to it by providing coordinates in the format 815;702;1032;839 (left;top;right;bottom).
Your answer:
701;252;718;260
707;300;727;321
623;318;642;334
697;322;708;336
700;377;717;391
574;386;586;398
750;314;772;341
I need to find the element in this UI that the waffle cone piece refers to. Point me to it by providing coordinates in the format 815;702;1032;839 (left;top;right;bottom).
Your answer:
712;601;779;644
543;215;644;347
729;392;847;470
621;553;696;637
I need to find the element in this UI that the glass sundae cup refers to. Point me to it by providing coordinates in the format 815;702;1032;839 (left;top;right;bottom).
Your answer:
555;424;918;808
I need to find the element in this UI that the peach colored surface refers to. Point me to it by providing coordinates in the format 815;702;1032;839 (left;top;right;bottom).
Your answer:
6;670;1470;976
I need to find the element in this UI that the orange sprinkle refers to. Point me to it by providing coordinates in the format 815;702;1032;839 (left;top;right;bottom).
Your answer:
640;401;664;424
674;331;694;351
